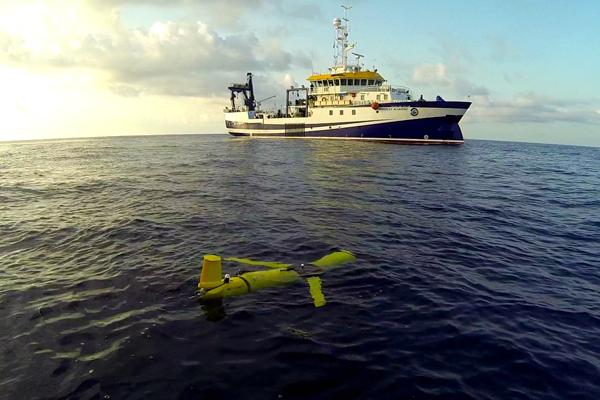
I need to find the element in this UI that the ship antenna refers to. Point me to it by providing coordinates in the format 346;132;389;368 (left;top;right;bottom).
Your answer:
332;4;355;72
341;4;352;70
342;4;352;20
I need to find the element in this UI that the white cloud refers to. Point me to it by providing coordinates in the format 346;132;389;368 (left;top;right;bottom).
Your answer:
0;5;310;97
409;63;598;125
86;0;322;28
281;73;298;88
411;62;488;97
453;78;489;97
412;63;450;86
109;83;142;97
467;93;600;125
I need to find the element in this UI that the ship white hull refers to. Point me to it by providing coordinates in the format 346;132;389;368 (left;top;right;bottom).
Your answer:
225;101;470;144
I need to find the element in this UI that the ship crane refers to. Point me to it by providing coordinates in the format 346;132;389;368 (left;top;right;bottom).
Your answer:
227;72;256;111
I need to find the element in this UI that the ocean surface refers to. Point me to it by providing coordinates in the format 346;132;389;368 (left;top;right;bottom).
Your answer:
1;134;599;400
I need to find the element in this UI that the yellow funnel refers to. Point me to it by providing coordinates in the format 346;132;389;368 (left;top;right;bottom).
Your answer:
199;254;222;290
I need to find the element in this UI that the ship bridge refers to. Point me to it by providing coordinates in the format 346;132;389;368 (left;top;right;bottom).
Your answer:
307;70;411;107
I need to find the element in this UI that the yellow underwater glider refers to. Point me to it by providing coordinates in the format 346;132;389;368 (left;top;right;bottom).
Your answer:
197;250;356;307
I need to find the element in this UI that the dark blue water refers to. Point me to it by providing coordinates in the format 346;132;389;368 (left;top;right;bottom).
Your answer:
1;135;599;400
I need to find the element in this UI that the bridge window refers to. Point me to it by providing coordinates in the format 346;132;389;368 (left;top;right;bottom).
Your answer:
368;80;374;85
341;79;347;85
323;80;328;86
328;80;334;86
360;79;366;85
334;79;340;86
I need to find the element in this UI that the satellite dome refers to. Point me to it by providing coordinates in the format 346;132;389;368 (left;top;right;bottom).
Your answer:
333;17;342;27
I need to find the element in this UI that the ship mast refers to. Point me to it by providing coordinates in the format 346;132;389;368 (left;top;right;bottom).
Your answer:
332;4;356;72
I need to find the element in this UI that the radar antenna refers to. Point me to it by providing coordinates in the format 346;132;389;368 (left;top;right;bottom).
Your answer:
352;52;364;69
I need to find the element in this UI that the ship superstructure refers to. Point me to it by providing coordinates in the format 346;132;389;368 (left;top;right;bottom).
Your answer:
224;6;470;144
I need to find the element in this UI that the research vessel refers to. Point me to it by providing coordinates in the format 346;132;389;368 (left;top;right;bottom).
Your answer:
224;7;470;144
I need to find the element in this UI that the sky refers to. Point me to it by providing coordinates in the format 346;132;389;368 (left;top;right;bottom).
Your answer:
1;0;599;146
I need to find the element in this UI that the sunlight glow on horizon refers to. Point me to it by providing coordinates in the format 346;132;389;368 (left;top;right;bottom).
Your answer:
0;66;225;142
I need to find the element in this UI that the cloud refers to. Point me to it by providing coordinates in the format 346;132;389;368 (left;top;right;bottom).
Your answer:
0;32;25;60
413;36;598;126
281;73;298;88
409;64;597;125
87;0;322;27
109;83;141;97
88;0;263;6
411;62;489;97
0;62;231;140
0;9;311;97
454;78;489;97
412;63;451;86
468;93;600;125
